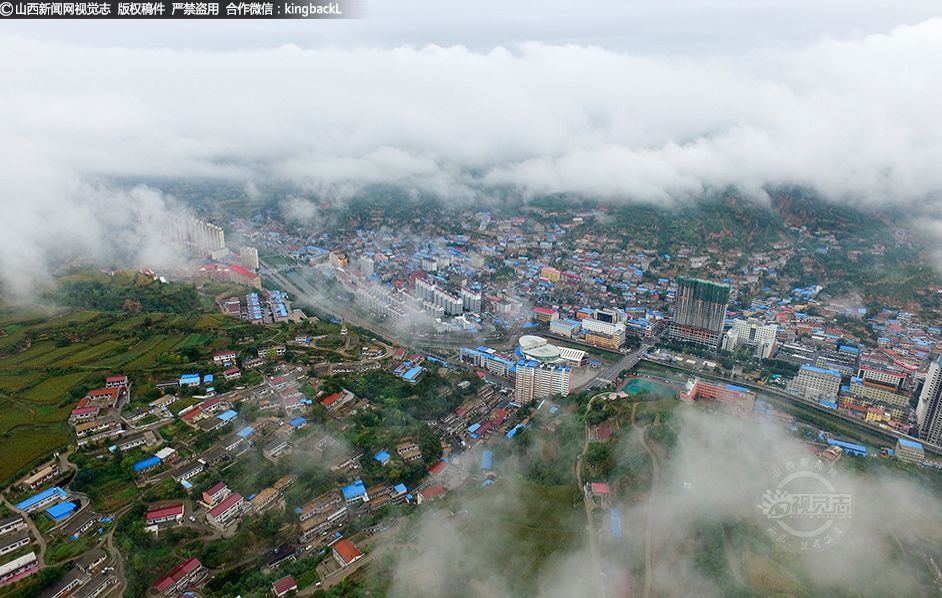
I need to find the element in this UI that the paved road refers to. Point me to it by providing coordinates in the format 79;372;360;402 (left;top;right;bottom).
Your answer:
260;261;507;352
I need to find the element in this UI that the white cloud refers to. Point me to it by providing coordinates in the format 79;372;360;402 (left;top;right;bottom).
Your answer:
1;17;942;292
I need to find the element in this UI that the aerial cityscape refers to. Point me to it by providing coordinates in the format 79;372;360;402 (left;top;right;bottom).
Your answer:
2;2;942;598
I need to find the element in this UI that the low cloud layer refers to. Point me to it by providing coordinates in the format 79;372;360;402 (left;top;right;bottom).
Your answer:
2;18;942;292
386;409;942;597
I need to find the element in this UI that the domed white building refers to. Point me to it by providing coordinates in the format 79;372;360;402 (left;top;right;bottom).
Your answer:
519;335;561;362
519;335;586;367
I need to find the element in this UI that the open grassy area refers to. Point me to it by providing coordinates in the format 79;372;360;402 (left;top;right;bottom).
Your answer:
0;425;71;483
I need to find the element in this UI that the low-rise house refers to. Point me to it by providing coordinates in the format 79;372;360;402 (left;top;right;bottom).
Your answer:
18;463;59;491
72;572;117;598
61;510;101;540
264;545;297;571
341;479;369;504
85;387;121;408
105;375;128;389
15;487;67;513
213;350;238;365
0;552;39;588
39;567;84;598
198;446;229;469
153;557;209;597
320;389;355;411
206;493;244;529
264;438;291;461
69;406;100;423
299;491;345;522
75;548;107;573
115;433;149;452
396;440;422;462
202;482;231;507
0;517;25;537
331;539;363;568
299;508;348;542
272;575;298;597
145;504;184;533
171;460;205;483
0;532;30;557
74;417;119;438
122;406;154;425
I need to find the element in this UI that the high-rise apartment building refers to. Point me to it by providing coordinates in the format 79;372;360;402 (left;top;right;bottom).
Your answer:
669;276;730;347
916;357;942;445
460;288;482;313
514;359;571;403
170;217;226;258
240;246;259;270
722;318;778;358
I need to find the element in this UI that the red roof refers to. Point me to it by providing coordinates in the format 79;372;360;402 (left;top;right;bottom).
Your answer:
224;367;240;375
590;482;610;494
71;406;99;416
230;264;258;278
86;388;119;401
272;575;298;595
181;408;202;422
428;460;448;475
106;375;127;384
154;557;202;592
204;482;227;497
208;493;242;518
214;350;237;358
332;539;362;564
321;392;342;407
533;307;556;315
146;503;184;522
419;485;446;501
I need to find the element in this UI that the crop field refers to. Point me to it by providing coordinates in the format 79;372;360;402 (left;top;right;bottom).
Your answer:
0;425;71;483
22;372;91;403
0;297;278;485
0;373;42;392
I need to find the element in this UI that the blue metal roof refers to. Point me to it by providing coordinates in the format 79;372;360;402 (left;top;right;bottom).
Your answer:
133;456;161;472
480;450;493;471
402;366;424;382
374;450;390;463
217;409;237;422
16;486;66;510
898;438;924;450
46;501;77;521
342;480;367;500
288;417;306;427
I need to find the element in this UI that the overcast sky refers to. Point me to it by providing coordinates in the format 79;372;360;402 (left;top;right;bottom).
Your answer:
1;1;942;294
3;0;941;53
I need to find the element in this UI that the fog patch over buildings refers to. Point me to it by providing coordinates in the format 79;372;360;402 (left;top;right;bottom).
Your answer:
383;407;942;597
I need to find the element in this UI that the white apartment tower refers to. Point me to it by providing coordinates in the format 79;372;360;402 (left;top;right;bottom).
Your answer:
514;360;571;403
240;246;259;270
722;318;778;358
916;357;942;445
